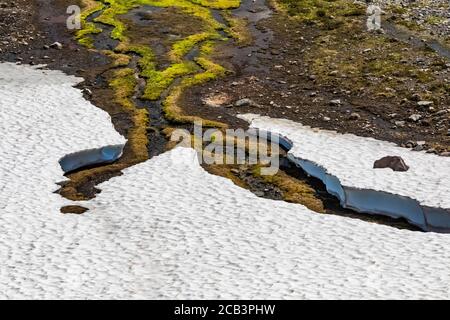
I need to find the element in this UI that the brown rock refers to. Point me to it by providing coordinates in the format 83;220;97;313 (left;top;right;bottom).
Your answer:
60;206;89;214
373;156;409;172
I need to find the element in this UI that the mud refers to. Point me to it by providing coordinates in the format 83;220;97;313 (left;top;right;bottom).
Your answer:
182;3;450;154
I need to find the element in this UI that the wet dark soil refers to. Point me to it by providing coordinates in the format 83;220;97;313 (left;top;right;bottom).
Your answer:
60;205;89;214
0;0;149;202
182;1;450;154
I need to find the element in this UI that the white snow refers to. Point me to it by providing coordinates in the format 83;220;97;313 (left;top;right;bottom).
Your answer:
238;114;450;231
3;63;450;299
37;146;450;299
239;114;450;210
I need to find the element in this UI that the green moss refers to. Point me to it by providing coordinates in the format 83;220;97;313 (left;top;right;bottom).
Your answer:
138;0;226;30
143;61;199;100
102;50;131;67
162;52;227;126
425;15;446;25
109;68;137;110
389;4;407;15
187;0;240;9
109;68;149;162
162;85;226;127
76;0;105;47
169;32;214;62
223;12;252;45
77;0;237;126
277;0;365;28
252;165;325;213
116;43;156;70
94;1;135;41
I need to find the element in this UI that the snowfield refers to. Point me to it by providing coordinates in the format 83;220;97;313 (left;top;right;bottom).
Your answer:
239;114;450;232
2;63;450;299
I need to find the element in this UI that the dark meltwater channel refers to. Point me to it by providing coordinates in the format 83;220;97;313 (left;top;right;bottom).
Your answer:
56;1;446;233
384;21;450;60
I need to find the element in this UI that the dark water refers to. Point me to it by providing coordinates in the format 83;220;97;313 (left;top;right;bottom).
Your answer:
384;21;450;60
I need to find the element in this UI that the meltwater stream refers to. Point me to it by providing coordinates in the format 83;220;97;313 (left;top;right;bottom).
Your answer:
250;126;450;233
59;144;124;173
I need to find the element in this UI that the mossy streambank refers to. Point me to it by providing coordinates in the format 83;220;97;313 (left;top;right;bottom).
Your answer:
58;0;238;201
52;0;435;230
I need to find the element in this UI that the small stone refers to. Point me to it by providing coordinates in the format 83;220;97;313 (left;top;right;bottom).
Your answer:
204;101;220;108
329;99;341;106
323;116;331;121
373;156;409;172
417;100;433;108
435;110;448;116
405;140;417;148
230;169;240;175
395;121;406;127
440;152;450;157
408;114;422;122
49;42;63;50
349;112;360;120
82;88;92;96
235;98;254;107
410;93;421;101
328;70;338;76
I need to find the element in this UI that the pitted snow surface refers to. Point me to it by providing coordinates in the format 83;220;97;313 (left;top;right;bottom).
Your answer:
239;114;450;209
2;63;450;299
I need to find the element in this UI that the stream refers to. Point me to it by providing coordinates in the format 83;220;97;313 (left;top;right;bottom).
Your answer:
58;0;449;231
384;21;450;61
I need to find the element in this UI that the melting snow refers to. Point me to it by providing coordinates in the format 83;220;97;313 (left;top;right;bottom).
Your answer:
2;63;450;299
239;114;450;231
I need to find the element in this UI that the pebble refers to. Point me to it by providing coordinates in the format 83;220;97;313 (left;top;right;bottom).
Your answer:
435;109;448;116
417;101;433;108
349;112;361;120
405;140;417;148
49;42;63;50
235;98;254;107
408;114;422;122
330;99;341;106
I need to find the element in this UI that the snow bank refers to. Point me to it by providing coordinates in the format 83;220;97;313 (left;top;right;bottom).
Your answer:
3;63;450;299
239;114;450;232
56;147;450;299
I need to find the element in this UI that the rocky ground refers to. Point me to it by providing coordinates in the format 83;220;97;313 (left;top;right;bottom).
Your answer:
379;0;450;43
0;0;35;58
183;0;450;155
